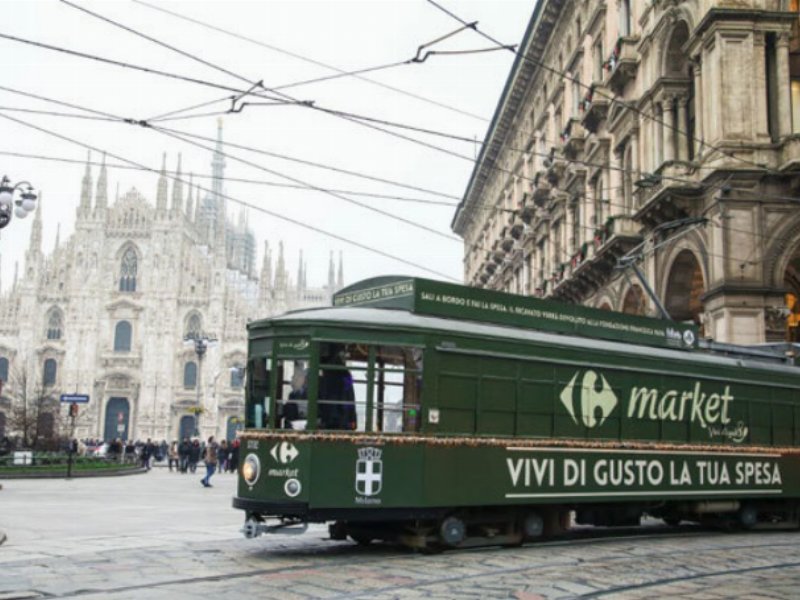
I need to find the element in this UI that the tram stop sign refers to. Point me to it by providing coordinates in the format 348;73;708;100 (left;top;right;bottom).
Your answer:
60;394;90;404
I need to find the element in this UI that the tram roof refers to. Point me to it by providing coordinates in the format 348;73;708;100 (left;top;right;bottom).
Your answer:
257;306;798;376
326;276;699;351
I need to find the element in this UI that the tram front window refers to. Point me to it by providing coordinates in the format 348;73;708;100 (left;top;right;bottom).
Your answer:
276;359;308;430
318;343;364;431
246;355;270;429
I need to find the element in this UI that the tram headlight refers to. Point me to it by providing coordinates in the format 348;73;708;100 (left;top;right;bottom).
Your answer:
242;453;260;485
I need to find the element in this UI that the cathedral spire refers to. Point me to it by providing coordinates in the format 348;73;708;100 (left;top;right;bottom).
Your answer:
185;173;194;220
194;187;201;225
94;152;108;211
78;151;92;218
13;260;18;291
156;152;168;211
0;253;3;295
28;191;42;255
297;250;304;295
171;153;183;214
328;251;335;288
275;241;286;289
259;241;272;300
337;251;343;289
54;222;61;252
212;121;227;253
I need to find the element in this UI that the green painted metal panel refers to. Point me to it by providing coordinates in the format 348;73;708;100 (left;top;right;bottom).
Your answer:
333;276;698;351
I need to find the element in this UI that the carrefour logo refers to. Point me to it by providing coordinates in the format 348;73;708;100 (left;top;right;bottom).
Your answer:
560;370;618;428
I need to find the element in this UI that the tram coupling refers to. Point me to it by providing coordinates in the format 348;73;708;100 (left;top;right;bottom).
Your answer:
242;518;308;539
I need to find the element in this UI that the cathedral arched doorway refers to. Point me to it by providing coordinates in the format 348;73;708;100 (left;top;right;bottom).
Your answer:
179;415;196;441
664;250;705;328
622;284;647;316
104;397;130;441
226;416;244;442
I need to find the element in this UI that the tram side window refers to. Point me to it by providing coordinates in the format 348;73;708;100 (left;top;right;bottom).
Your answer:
275;359;309;430
246;356;270;429
318;343;366;431
372;346;422;433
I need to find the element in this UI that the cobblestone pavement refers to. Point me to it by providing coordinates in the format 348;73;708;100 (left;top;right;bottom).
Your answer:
1;469;799;599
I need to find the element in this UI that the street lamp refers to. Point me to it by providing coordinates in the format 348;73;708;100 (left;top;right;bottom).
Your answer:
0;176;38;230
184;332;217;436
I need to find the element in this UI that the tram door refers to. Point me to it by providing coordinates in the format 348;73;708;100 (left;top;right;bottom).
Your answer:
104;397;130;441
179;415;195;440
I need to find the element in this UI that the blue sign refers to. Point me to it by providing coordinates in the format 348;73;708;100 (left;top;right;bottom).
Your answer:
60;394;90;404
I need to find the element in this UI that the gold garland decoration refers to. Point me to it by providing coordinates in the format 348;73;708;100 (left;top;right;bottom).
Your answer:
239;430;800;456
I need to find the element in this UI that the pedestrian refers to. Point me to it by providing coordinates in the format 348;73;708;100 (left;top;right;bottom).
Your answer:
178;437;190;473
141;438;153;470
168;440;179;472
218;439;228;473
201;436;218;488
188;439;201;473
228;438;240;473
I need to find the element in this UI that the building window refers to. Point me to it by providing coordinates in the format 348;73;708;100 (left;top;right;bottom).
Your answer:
619;0;632;37
183;361;197;388
114;321;132;352
0;357;8;382
119;247;138;292
43;358;57;386
594;38;605;82
185;313;202;339
791;53;800;133
45;308;63;340
230;365;244;388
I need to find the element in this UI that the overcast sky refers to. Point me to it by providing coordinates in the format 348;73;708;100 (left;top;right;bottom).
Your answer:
0;0;531;293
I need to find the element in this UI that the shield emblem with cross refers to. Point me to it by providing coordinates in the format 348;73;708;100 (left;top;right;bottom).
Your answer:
355;447;383;496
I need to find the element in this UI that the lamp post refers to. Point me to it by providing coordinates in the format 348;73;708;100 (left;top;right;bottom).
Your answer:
0;176;38;230
184;332;217;437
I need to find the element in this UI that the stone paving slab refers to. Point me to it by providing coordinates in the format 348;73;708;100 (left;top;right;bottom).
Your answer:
2;470;800;598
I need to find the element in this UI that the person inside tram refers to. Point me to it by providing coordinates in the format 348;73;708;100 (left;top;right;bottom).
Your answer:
283;361;307;429
318;345;356;430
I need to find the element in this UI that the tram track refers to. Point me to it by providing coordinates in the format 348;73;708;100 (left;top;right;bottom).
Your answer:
19;526;800;599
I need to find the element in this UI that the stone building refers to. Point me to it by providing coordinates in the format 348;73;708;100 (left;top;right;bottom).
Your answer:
453;0;800;345
0;123;343;443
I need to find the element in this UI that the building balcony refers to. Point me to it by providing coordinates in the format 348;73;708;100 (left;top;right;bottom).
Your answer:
546;156;568;186
519;192;537;224
560;118;587;159
580;83;612;133
592;216;642;265
532;171;552;206
606;36;640;95
633;163;704;228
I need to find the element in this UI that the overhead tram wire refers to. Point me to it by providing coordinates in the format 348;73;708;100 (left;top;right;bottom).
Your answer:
130;0;490;123
426;0;776;175
148;123;462;242
147;94;234;122
0;110;459;281
0;149;462;208
58;0;510;186
0;85;462;241
0;83;461;201
0;12;696;197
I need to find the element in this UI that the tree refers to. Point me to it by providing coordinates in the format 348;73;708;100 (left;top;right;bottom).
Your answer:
5;363;63;450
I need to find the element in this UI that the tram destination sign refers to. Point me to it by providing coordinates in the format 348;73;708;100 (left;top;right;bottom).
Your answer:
333;276;698;350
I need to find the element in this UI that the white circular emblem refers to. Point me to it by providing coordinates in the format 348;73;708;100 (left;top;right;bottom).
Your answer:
284;478;302;498
683;329;696;346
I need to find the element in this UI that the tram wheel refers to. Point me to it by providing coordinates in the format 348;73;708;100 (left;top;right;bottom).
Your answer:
350;533;373;546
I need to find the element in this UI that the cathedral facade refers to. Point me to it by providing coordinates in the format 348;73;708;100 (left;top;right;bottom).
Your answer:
0;123;343;445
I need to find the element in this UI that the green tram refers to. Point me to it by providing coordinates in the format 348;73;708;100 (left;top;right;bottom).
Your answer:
234;276;800;549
